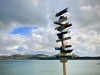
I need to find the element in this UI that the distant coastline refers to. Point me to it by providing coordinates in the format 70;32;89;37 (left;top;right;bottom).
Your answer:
36;57;100;60
0;54;100;60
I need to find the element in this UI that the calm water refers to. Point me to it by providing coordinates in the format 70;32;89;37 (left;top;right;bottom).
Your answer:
0;60;100;75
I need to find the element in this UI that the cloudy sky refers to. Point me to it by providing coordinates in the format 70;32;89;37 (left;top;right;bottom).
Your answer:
0;0;100;56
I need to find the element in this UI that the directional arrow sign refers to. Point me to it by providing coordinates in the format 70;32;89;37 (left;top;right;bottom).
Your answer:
54;22;69;25
55;22;72;31
57;31;68;36
65;49;73;53
55;26;64;31
54;22;72;27
61;28;71;33
58;16;67;23
55;7;68;17
64;45;72;48
57;24;72;31
55;47;62;50
56;36;71;42
57;31;68;39
54;21;63;25
59;27;65;31
62;23;72;28
60;49;73;53
55;45;72;50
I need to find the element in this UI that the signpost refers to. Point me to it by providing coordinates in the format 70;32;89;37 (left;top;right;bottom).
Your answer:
54;7;73;75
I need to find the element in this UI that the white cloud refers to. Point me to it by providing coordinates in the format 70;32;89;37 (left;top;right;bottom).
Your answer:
32;0;39;7
0;0;100;56
81;5;92;11
74;49;86;53
0;0;48;31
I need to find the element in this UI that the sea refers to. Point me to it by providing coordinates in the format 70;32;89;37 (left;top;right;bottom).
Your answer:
0;60;100;75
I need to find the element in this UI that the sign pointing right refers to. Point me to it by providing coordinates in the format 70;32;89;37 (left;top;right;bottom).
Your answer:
56;36;71;42
55;7;68;17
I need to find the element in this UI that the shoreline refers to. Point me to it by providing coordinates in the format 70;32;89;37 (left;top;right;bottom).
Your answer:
0;57;100;60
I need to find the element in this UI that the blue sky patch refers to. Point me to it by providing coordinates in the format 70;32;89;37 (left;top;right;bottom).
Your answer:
11;26;38;36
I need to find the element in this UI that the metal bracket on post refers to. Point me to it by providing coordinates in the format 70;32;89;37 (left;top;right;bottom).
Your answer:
60;58;68;63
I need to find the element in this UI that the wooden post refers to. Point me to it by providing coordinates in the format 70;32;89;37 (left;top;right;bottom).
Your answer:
60;58;68;75
61;35;64;50
61;34;67;75
63;62;67;75
54;7;73;75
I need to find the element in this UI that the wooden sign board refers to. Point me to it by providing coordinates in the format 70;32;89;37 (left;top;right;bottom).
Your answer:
55;23;72;32
55;47;61;50
58;16;67;23
56;36;71;42
55;7;68;17
65;45;72;48
60;49;73;53
57;31;68;39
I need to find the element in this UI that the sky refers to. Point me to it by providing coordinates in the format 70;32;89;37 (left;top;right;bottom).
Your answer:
0;0;100;56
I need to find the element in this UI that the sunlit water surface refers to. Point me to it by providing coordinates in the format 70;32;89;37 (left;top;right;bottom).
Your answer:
0;60;100;75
